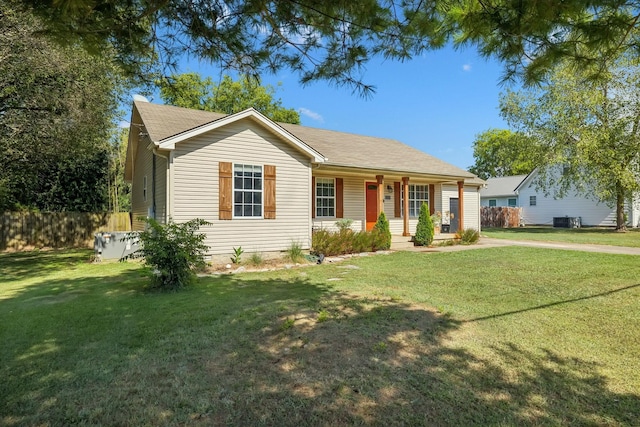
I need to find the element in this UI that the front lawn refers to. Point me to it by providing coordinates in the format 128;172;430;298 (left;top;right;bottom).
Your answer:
483;226;640;247
1;248;639;426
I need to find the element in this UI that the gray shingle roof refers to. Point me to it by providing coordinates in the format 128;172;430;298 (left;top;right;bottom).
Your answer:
133;101;478;181
480;175;528;198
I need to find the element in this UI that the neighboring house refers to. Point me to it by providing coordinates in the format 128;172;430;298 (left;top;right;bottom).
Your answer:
479;175;527;208
125;100;484;256
481;170;640;227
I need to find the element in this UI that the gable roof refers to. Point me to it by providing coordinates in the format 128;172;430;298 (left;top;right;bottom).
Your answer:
131;101;478;182
480;175;529;198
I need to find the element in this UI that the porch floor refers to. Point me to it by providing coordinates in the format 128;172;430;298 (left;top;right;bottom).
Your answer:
390;233;457;250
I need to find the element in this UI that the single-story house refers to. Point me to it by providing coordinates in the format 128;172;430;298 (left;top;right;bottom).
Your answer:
125;100;484;256
481;170;640;227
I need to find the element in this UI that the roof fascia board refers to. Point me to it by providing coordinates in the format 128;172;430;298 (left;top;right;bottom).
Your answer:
314;164;474;182
514;168;538;193
157;108;326;162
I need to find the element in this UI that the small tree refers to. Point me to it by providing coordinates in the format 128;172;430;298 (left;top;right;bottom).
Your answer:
414;203;434;246
373;212;391;250
122;218;210;290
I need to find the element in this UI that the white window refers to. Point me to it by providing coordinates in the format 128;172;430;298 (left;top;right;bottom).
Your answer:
402;184;429;217
530;196;537;206
508;198;517;207
489;199;497;207
143;175;147;202
233;164;262;217
316;178;335;217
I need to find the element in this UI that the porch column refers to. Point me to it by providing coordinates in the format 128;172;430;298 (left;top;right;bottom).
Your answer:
457;181;465;230
376;175;384;218
402;177;410;236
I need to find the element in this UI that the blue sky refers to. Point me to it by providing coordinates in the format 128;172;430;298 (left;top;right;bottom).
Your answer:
158;45;510;171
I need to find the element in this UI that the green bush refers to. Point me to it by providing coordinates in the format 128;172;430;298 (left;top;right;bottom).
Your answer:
373;212;391;250
456;228;480;245
312;226;387;256
414;202;434;246
335;218;354;231
122;217;210;290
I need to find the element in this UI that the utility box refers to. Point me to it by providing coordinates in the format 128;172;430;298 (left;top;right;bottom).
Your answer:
94;231;139;260
553;217;581;228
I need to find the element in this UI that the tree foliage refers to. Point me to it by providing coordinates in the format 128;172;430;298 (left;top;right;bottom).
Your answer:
21;0;640;90
414;202;434;246
469;128;539;180
1;1;127;212
448;1;640;84
158;73;300;124
500;57;640;230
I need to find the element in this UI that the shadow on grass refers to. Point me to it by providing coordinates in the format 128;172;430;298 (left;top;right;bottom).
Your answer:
1;259;639;426
0;249;94;283
467;283;640;323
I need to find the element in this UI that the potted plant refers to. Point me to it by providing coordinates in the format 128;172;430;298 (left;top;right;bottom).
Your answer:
430;211;442;234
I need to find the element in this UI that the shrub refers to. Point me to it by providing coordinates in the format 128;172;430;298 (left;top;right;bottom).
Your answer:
122;217;210;290
312;227;388;256
456;228;480;245
373;212;391;250
414;202;434;246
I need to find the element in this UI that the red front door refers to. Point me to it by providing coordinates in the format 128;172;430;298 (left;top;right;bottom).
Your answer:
365;182;378;231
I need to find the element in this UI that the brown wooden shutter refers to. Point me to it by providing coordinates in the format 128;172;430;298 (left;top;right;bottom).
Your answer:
336;178;344;218
219;162;232;220
394;181;401;217
311;176;316;218
264;165;276;219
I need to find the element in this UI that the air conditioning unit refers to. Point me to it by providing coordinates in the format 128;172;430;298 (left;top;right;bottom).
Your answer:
553;216;581;228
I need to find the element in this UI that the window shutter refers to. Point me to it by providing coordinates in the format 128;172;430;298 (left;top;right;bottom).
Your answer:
264;165;276;219
312;176;316;219
219;162;232;220
336;178;344;218
394;181;401;217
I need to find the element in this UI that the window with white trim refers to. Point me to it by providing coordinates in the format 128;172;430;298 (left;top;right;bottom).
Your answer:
489;199;497;207
402;184;429;217
529;196;537;206
233;164;262;217
508;198;517;207
315;178;335;217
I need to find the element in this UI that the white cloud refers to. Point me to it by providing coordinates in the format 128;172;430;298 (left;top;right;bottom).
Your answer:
462;64;472;72
298;107;324;122
133;94;149;102
118;120;130;128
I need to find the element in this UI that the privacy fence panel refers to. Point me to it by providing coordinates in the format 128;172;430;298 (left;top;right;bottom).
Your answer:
0;212;131;250
481;207;522;228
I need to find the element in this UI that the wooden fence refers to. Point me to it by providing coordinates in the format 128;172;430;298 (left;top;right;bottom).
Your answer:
481;206;523;228
0;212;131;250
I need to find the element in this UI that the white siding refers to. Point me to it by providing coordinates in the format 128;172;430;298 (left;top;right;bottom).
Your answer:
440;184;482;232
518;182;618;226
464;186;482;231
172;118;312;255
131;144;153;231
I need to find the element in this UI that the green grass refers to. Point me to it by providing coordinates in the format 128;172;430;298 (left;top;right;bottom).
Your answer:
483;226;640;247
1;248;639;425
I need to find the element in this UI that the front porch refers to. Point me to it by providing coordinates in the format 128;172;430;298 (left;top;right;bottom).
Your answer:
390;233;457;250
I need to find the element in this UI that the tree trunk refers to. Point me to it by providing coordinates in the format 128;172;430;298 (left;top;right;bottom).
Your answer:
615;182;627;232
